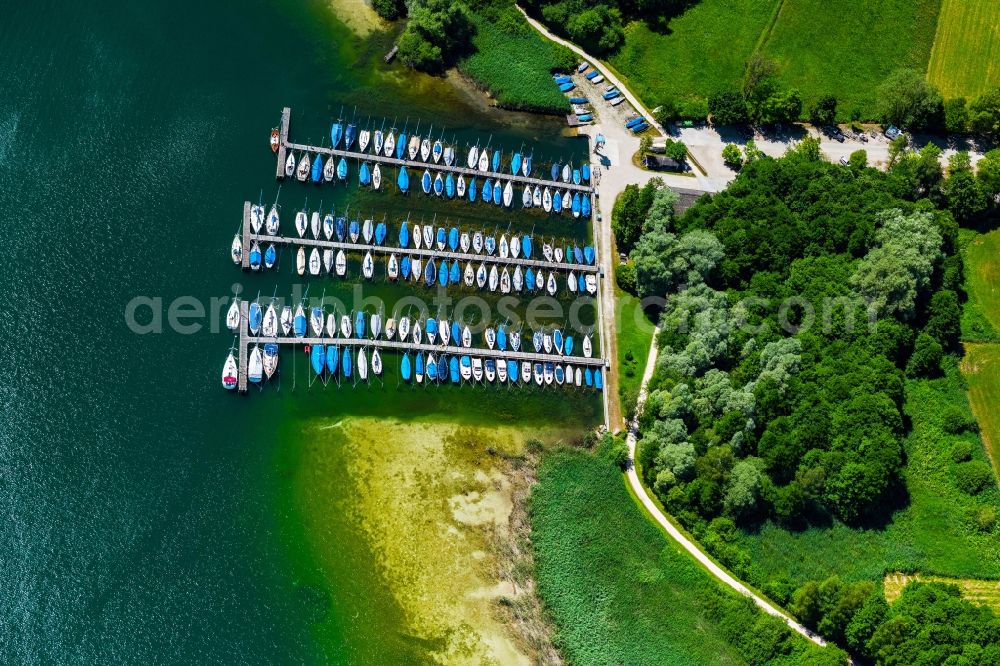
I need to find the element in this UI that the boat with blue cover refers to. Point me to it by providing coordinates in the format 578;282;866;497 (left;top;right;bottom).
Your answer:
435;227;446;249
249;301;262;334
595;369;603;391
483;178;492;203
311;154;323;183
553;191;562;214
584;246;595;264
375;221;386;245
523;155;532;177
354;311;365;338
438;355;449;381
584;367;593;387
401;255;411;280
399;220;410;248
485;236;496;255
507;360;518;383
582;164;590;181
553;329;563;354
451;321;461;346
344;124;357;150
326;345;339;375
492;181;502;206
522;235;532;258
359;162;371;186
396;133;407;160
625;117;644;129
335;216;346;241
554;365;564;384
511;153;522;175
449;260;460;284
426;355;437;381
558;82;575;92
569;96;588;104
578;273;587;292
426;318;438;342
566;336;574;355
492;150;501;172
468;177;477;201
573;169;581;185
330;122;343;148
337;158;347;180
554;75;571;84
425;258;436;286
525;268;535;292
342;348;352;378
576;114;592;122
349;219;360;243
497;325;507;351
308;344;325;377
585;70;598;80
573;246;584;264
433;172;444;196
445;173;455;198
249;242;262;271
401;353;412;381
603;89;620;100
449;357;459;383
581;194;591;217
398;166;409;192
415;353;424;382
438;260;448;287
264;244;276;269
551;163;559;181
421;170;432;194
293;304;307;337
571;193;581;217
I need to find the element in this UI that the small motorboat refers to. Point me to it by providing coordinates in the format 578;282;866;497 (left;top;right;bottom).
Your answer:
285;151;296;177
544;362;554;385
583;334;593;358
574;367;582;386
555;365;565;385
426;318;438;344
586;274;597;294
495;358;506;383
484;327;496;349
270;128;280;153
231;234;242;265
533;363;544;386
460;356;472;381
462;325;472;348
472;357;483;382
522;361;532;384
248;345;264;384
349;219;360;243
225;299;240;331
543;333;553;354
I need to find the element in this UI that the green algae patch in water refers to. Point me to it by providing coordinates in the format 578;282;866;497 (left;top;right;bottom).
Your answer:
284;417;575;664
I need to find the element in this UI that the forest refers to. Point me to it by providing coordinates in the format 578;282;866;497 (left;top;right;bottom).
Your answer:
618;140;1000;659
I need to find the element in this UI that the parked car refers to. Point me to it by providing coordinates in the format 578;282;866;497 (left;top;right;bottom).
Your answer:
839;156;850;166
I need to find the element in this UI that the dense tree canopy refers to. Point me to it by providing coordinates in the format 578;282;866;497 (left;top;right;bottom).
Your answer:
396;0;474;73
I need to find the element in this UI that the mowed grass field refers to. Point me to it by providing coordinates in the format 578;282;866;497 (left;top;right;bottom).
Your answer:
608;0;781;109
614;288;656;413
885;572;1000;613
758;0;941;119
927;0;1000;99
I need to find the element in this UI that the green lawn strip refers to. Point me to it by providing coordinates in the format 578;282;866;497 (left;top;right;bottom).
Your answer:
614;287;655;410
963;343;1000;475
961;228;1000;341
757;0;941;119
927;0;1000;99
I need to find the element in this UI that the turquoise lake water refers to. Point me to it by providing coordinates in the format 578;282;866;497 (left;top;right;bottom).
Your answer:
0;0;599;662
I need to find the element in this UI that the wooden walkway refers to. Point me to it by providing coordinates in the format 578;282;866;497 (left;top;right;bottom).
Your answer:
276;107;594;194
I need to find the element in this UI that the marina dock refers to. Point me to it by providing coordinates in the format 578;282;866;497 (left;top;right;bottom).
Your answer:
236;302;608;393
276;107;594;194
239;202;601;276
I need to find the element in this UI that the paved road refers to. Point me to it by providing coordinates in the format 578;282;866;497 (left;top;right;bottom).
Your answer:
625;327;827;647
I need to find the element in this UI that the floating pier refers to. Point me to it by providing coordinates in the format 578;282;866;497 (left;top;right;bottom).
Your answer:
276;107;594;194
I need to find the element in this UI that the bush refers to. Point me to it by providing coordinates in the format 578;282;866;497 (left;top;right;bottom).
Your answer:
906;333;943;378
975;505;997;532
950;440;973;463
722;143;743;170
877;68;944;132
372;0;406;20
615;261;637;294
601;434;630;470
709;89;749;126
954;460;993;495
943;409;977;436
848;150;867;169
664;138;688;163
944;98;969;134
809;94;838;126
